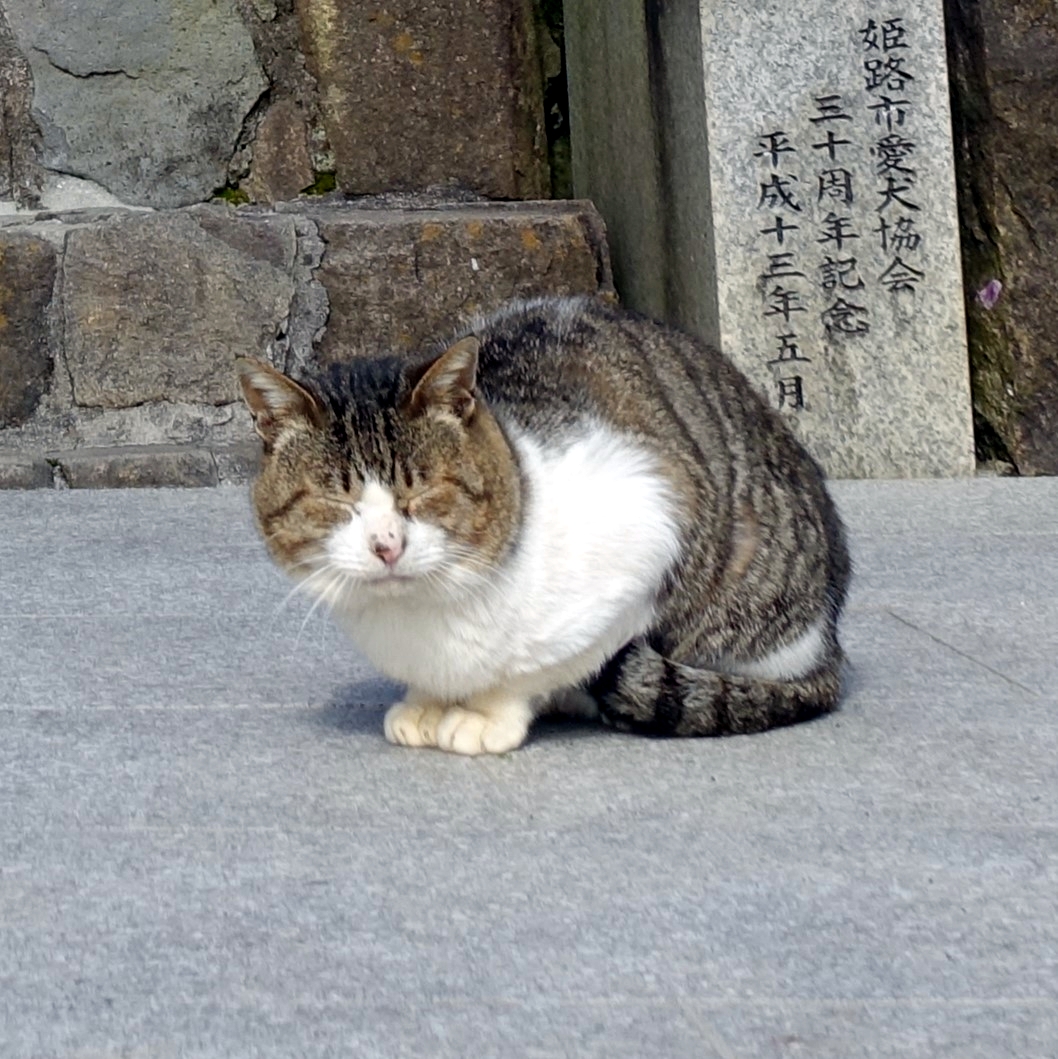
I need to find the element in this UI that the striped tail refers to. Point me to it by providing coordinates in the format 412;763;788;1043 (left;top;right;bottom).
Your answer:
589;640;844;737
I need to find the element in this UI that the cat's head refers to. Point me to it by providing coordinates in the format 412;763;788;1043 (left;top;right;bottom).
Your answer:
235;339;520;601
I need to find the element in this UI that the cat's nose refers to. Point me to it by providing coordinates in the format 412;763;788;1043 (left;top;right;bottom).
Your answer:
371;530;405;566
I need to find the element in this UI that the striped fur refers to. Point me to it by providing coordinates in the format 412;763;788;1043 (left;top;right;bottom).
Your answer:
237;295;850;751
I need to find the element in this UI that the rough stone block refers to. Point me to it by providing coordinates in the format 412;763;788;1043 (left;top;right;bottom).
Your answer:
212;442;261;485
306;202;612;363
0;8;41;209
0;200;613;487
947;0;1058;475
0;230;56;427
63;208;296;408
295;0;548;198
566;1;975;478
243;98;314;205
0;453;51;489
3;0;267;208
54;446;219;489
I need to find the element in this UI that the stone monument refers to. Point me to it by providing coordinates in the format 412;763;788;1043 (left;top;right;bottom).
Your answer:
566;1;975;477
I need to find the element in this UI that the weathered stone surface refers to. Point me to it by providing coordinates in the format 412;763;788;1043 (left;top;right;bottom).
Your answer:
566;1;975;478
565;3;668;321
306;202;612;363
54;446;219;489
295;0;548;198
3;0;267;208
0;201;614;487
243;98;314;204
188;204;296;273
213;442;261;484
0;453;51;489
0;231;56;427
0;8;41;209
63;209;296;408
947;0;1058;475
233;0;326;199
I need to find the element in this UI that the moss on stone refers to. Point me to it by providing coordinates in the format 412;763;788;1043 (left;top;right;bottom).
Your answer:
214;185;251;206
302;171;337;196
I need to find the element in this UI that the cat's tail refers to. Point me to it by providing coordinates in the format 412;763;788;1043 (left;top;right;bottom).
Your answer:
589;639;844;736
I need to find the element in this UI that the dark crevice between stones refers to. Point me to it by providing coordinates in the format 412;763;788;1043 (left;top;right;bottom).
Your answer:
221;81;274;198
973;409;1018;471
574;210;616;300
998;173;1042;254
944;0;1016;473
44;457;70;489
535;0;571;199
233;0;331;195
644;0;678;321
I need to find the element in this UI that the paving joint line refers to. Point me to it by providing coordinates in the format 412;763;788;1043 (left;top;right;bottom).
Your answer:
885;609;1040;697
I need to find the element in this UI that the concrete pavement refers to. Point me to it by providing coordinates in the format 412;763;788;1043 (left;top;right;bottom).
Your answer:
1;477;1056;1057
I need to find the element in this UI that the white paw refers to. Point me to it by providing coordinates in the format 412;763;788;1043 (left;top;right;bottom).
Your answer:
435;706;529;756
384;699;447;748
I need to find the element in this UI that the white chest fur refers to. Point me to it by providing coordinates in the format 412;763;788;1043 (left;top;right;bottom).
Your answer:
330;423;682;701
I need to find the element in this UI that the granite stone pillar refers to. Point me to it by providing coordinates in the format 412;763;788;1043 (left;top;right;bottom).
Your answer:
566;1;975;478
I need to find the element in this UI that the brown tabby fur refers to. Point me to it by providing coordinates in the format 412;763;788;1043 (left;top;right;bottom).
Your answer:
237;296;850;739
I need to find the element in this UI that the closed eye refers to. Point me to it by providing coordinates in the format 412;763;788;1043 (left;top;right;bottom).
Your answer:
325;494;359;513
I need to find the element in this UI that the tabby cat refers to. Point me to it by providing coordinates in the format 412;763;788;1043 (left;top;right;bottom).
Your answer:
237;296;849;755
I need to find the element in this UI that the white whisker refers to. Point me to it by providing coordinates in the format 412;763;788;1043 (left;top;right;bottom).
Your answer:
294;566;344;648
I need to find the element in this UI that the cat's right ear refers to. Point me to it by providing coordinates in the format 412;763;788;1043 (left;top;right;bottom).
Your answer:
235;358;322;443
406;337;480;423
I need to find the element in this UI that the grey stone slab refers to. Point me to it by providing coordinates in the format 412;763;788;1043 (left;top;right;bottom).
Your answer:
53;445;220;488
0;453;51;488
847;534;1058;619
3;0;267;208
566;1;974;477
1;713;1055;1055
832;477;1058;539
0;479;1056;1056
705;1000;1057;1059
880;604;1058;703
0;505;269;619
0;230;56;427
0;613;376;709
62;209;296;407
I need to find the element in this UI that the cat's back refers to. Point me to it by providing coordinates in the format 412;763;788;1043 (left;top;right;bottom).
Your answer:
466;295;802;478
466;296;849;639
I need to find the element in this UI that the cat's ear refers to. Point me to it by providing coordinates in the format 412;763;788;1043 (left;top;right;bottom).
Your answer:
406;337;480;423
235;357;322;442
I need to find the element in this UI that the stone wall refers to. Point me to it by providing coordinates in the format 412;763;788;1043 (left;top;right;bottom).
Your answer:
0;0;552;208
946;0;1058;475
0;1;605;488
0;201;611;487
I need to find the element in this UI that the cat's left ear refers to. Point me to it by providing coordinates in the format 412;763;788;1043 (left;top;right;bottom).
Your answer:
235;357;322;442
406;337;480;423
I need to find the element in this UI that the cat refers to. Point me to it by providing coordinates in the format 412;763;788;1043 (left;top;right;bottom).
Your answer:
236;295;850;756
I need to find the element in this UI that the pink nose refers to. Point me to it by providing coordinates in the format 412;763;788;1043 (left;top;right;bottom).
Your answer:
371;532;404;566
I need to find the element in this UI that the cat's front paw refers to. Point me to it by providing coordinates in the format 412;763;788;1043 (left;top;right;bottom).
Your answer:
435;704;530;756
384;698;447;748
